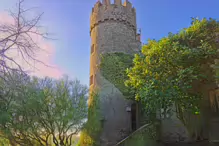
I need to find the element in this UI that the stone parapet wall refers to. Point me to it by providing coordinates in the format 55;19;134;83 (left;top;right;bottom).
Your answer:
90;0;136;34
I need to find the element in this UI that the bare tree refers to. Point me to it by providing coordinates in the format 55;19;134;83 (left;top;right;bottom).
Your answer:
0;0;51;81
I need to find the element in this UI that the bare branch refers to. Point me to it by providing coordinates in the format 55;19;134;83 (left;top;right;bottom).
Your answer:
0;0;55;81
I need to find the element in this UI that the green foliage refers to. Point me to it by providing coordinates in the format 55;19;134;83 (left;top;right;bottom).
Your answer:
78;92;102;146
118;124;158;146
99;50;160;143
0;73;88;146
99;52;134;97
122;135;157;146
95;18;219;143
0;137;10;146
125;18;219;134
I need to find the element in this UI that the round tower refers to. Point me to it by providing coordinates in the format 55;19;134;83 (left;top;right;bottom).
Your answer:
89;0;141;145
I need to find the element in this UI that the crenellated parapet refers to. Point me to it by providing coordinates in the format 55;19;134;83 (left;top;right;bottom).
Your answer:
90;0;137;33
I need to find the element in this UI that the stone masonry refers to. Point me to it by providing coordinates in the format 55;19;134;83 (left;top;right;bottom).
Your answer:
89;0;141;145
89;1;219;146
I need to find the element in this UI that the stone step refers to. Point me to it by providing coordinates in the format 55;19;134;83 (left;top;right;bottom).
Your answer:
163;141;219;146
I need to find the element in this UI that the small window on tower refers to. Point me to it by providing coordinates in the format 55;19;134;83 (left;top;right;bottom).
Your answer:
90;75;94;86
131;103;137;131
91;44;94;54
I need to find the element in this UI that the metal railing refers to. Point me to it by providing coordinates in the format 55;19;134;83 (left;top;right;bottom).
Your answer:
115;123;152;146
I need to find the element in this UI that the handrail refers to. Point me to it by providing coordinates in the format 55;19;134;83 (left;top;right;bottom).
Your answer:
115;123;152;146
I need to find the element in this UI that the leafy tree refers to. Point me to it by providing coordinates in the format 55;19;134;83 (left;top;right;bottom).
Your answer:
126;18;219;130
0;73;88;146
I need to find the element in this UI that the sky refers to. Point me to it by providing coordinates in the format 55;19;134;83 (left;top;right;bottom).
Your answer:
0;0;219;86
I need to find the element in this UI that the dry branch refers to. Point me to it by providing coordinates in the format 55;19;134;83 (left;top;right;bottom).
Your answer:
0;0;53;81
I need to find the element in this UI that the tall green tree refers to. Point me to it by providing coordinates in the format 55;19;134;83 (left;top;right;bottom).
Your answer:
0;73;88;146
126;18;219;125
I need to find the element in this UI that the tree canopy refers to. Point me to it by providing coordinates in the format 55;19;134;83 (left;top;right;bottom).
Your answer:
125;18;219;121
0;73;88;146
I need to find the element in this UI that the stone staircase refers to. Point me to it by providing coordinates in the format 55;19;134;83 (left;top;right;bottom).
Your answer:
163;141;219;146
115;123;159;146
115;124;219;146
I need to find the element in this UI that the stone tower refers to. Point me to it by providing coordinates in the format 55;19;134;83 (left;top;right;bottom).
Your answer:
89;0;141;145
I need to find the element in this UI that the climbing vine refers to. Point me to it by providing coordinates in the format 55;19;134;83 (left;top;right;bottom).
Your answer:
99;52;134;97
78;92;102;146
99;52;160;142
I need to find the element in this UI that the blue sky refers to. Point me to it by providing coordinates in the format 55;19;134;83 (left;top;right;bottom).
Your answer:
1;0;219;86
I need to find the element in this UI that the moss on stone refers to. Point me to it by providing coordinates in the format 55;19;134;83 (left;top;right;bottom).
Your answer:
99;52;161;145
78;92;102;146
99;52;134;97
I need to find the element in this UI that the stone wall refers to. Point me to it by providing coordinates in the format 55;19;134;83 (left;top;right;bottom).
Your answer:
90;0;136;35
160;105;190;143
160;79;217;143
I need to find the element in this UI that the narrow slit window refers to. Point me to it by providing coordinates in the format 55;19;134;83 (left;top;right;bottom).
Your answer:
90;75;94;86
131;103;137;131
91;44;94;54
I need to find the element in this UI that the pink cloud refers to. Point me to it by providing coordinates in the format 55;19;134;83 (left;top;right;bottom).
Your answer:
0;11;64;79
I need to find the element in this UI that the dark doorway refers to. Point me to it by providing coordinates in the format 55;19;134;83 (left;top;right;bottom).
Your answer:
131;103;137;131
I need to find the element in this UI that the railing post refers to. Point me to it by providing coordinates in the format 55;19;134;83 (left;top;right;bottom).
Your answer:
115;123;152;146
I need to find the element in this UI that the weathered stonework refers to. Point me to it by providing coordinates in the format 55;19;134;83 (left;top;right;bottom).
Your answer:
160;105;190;143
89;1;219;145
90;0;136;36
89;0;141;145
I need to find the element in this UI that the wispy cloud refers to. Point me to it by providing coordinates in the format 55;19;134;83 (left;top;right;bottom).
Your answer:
0;11;64;79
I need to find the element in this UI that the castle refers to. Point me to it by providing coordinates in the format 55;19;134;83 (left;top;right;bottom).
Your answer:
89;0;141;145
89;0;219;146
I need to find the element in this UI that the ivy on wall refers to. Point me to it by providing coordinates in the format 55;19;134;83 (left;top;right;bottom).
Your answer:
99;52;134;98
99;52;160;142
78;92;102;146
78;53;138;145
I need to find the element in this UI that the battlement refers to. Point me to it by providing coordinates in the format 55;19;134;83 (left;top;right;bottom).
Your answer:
92;0;133;11
90;0;137;33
